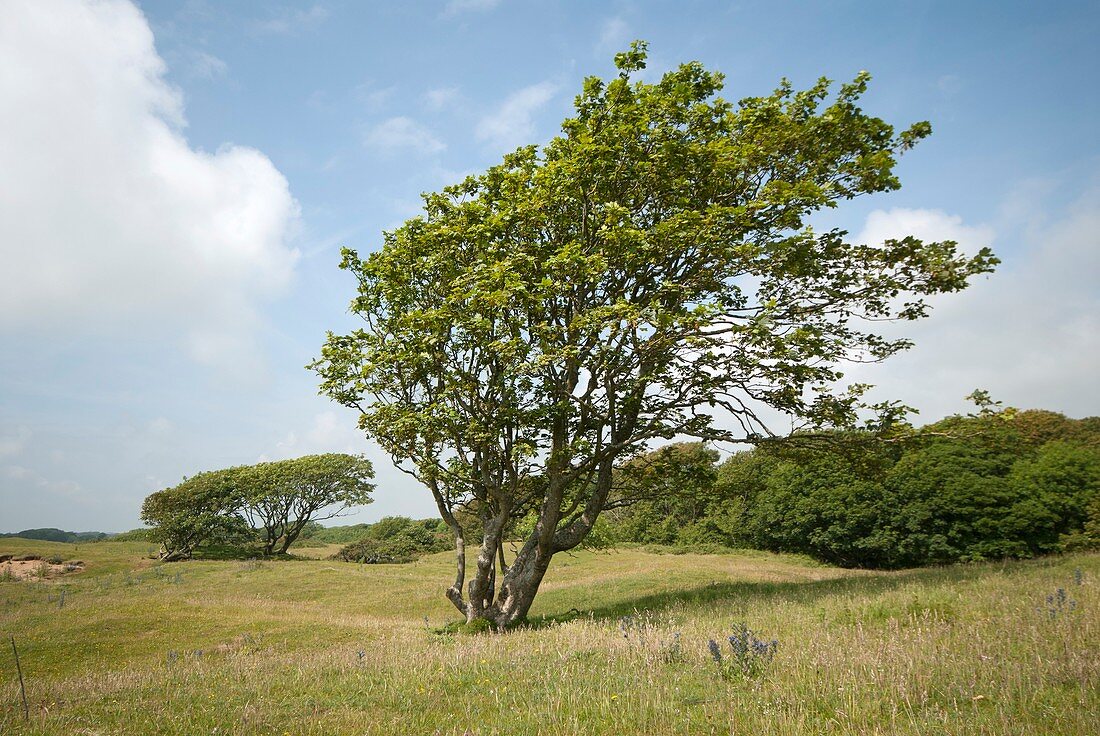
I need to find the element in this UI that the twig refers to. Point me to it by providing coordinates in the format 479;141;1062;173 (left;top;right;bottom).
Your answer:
11;635;28;720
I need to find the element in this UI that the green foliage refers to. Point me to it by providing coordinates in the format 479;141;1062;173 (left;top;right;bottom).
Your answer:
313;42;995;624
745;451;894;566
457;617;494;635
603;408;1100;568
140;469;253;561
297;523;373;544
602;443;723;545
240;453;376;555
110;528;154;542
140;454;374;560
880;440;1025;564
1061;494;1100;551
331;516;450;564
295;520;327;540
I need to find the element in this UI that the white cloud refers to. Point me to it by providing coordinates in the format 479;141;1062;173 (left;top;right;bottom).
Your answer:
475;81;559;151
350;82;397;111
249;4;328;35
147;417;174;435
424;86;461;111
443;0;502;16
847;199;1100;420
364;116;446;155
264;411;366;462
0;0;300;372
857;207;994;250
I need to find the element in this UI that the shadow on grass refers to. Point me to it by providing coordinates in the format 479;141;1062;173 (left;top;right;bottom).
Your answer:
526;554;1080;629
191;545;311;562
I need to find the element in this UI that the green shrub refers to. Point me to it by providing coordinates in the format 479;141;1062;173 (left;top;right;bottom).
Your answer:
330;517;451;564
111;528;154;542
599;409;1100;569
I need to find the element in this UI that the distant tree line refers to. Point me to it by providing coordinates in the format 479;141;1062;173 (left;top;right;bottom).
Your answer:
133;409;1098;570
140;454;374;561
0;528;109;543
597;408;1100;567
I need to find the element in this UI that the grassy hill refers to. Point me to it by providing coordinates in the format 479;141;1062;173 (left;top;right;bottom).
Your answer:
1;539;1096;734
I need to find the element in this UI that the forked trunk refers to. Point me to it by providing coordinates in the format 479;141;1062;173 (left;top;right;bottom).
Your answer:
458;541;553;628
449;460;616;628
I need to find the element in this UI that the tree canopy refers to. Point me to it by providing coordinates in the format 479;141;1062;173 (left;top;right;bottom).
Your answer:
313;43;997;627
240;453;377;555
141;454;374;560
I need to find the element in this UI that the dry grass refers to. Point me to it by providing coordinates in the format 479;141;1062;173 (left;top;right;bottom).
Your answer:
0;538;1096;734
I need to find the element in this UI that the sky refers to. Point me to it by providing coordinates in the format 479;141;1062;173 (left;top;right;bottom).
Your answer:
1;0;1098;533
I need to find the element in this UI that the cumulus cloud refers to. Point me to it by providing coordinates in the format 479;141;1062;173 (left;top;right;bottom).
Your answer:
0;0;300;372
265;411;364;461
857;207;994;252
186;50;229;80
363;116;446;155
475;81;559;151
846;200;1099;419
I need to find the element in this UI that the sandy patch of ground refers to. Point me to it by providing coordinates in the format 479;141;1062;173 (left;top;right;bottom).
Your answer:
0;555;85;581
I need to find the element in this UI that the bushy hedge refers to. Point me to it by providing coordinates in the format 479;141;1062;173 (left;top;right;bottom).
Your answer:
599;409;1100;567
331;517;451;564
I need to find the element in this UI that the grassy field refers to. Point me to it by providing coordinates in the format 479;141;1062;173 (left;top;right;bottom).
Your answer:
0;538;1096;735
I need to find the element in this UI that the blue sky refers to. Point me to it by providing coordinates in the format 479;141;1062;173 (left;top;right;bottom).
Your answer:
1;0;1098;532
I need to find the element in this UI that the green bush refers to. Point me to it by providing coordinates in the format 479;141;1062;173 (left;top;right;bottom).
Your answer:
599;409;1100;568
331;517;451;564
111;528;154;542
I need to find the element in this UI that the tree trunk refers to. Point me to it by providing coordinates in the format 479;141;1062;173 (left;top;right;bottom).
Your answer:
491;541;553;627
446;533;554;628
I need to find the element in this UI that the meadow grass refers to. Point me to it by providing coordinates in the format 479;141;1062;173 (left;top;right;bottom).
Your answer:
0;538;1096;734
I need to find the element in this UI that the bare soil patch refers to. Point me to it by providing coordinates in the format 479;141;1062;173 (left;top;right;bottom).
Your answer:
0;555;85;581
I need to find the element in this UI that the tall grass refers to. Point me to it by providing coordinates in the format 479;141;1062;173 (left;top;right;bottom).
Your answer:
1;538;1096;734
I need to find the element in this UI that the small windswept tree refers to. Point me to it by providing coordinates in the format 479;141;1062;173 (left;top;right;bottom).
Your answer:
241;453;375;555
313;43;996;627
141;453;374;559
141;469;250;561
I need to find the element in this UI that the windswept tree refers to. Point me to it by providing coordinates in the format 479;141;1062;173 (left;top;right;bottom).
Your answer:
241;453;376;555
140;469;250;561
313;43;997;628
141;453;374;559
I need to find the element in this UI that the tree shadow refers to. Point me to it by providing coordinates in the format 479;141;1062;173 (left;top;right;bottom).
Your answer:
191;544;304;561
525;555;1070;629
